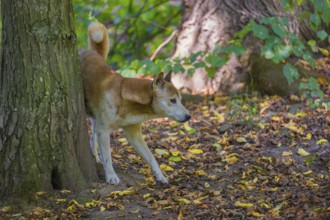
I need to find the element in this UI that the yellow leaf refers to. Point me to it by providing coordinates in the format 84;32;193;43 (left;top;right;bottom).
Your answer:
298;148;310;156
285;122;303;134
272;116;281;121
235;201;253;208
260;203;271;209
295;111;307;117
222;155;238;165
143;193;150;199
171;150;181;157
316;139;328;145
160;164;174;172
193;200;202;205
110;189;135;197
1;206;11;212
257;123;265;129
35;191;47;196
194;170;208;176
155;149;169;156
177;209;184;220
188;149;204;154
303;170;312;175
60;189;71;194
184;122;196;134
251;211;264;217
282;151;292;156
214;111;225;123
85;201;95;208
118;138;127;143
319;47;329;56
177;198;191;205
55;199;67;204
303;133;312;140
100;206;106;212
236;137;247;143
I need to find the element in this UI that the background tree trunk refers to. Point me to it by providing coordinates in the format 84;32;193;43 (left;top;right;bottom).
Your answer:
0;0;97;198
172;0;329;95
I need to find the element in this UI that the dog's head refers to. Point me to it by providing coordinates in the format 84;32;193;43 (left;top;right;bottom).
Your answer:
152;72;191;122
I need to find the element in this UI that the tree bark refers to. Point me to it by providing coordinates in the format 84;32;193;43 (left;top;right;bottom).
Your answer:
0;0;97;198
172;0;329;95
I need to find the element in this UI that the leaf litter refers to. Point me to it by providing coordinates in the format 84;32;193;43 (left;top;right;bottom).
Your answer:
1;85;329;220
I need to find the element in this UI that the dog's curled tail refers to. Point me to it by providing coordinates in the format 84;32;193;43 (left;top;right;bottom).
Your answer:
88;22;109;59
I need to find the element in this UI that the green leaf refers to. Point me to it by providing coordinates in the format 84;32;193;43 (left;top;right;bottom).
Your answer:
222;45;246;56
251;22;269;40
205;55;226;68
308;39;316;46
310;13;321;30
234;22;252;39
283;64;299;85
189;52;202;63
187;68;196;75
169;156;181;162
317;30;328;40
271;22;287;37
193;61;206;69
119;69;136;77
205;67;217;78
173;63;185;73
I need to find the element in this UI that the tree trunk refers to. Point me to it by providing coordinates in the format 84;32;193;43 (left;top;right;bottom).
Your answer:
0;0;97;198
172;0;329;95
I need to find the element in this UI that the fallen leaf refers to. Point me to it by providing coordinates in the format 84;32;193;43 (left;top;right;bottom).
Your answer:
177;209;184;220
235;201;253;208
100;206;106;212
188;149;204;154
155;149;169;156
160;164;174;172
236;137;247;143
169;156;182;162
184;122;197;134
316;139;328;145
282;151;293;156
298;148;310;156
251;211;264;217
170;150;181;156
55;199;67;204
303;170;312;175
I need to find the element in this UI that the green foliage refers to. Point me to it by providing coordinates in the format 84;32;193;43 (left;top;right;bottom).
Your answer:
73;0;328;99
73;0;181;68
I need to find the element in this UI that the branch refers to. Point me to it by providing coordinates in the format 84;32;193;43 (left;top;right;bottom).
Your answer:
150;29;178;61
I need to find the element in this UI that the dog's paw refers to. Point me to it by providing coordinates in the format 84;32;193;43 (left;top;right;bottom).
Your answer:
105;174;121;185
155;173;168;184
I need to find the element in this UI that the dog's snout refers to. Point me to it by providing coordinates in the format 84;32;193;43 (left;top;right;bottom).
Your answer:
185;114;191;121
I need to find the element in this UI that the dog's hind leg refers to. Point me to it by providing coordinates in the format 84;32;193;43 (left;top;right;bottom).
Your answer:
95;122;120;184
123;123;168;184
89;118;102;163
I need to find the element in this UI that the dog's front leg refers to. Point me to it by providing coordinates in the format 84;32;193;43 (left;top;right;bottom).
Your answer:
123;123;168;184
95;124;120;184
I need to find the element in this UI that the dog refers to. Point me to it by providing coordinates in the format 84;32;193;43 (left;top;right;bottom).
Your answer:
79;22;191;184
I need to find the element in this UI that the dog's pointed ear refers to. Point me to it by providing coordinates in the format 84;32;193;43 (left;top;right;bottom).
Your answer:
164;71;172;82
153;72;165;87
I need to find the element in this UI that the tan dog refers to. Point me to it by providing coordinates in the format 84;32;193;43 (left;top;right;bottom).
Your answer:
80;22;191;184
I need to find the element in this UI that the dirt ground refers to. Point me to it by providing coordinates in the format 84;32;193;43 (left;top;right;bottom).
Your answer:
1;86;329;219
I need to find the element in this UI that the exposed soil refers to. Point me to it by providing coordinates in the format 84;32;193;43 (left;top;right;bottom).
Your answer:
1;60;330;219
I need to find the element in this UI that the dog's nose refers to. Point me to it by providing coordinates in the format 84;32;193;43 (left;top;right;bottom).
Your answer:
185;114;191;121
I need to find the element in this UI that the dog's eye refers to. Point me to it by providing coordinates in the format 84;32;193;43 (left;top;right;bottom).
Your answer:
170;98;177;104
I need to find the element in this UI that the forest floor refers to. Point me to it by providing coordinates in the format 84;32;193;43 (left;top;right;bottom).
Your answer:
1;62;330;219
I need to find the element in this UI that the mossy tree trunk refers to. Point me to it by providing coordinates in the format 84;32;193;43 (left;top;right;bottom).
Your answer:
172;0;329;95
0;0;97;198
